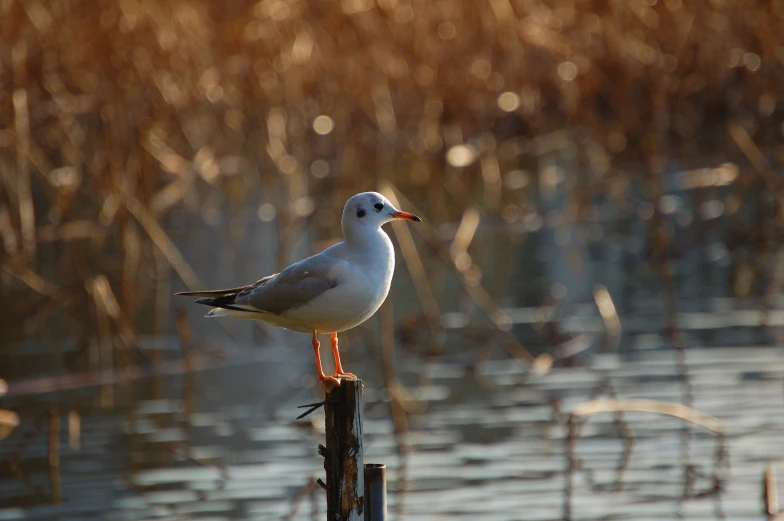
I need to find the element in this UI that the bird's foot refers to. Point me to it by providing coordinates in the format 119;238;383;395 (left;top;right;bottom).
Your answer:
332;372;363;389
319;375;342;393
331;371;358;380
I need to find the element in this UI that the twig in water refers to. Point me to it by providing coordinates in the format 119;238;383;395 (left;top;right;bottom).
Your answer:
48;409;61;504
571;398;723;433
766;463;779;517
593;284;621;353
566;398;726;520
599;379;635;492
563;413;584;521
572;397;727;498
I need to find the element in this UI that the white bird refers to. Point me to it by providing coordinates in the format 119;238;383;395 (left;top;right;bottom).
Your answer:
177;192;421;392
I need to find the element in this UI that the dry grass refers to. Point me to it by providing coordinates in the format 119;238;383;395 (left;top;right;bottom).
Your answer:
1;0;783;365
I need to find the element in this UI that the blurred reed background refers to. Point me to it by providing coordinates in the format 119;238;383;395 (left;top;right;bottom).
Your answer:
1;0;784;519
2;0;782;349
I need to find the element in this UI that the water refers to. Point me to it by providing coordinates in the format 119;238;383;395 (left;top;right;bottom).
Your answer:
2;207;783;520
2;338;782;520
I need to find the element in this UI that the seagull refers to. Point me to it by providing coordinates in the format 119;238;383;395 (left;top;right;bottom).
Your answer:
176;192;421;392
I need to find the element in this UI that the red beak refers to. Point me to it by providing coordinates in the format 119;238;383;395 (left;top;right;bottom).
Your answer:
391;211;421;222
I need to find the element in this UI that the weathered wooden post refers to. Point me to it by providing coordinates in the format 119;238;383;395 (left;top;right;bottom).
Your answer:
323;378;365;520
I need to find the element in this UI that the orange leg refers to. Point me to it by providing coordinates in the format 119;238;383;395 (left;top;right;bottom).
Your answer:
312;331;340;393
330;332;358;379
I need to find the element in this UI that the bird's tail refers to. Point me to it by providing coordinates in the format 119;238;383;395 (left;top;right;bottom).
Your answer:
202;307;262;319
176;287;260;318
175;286;248;298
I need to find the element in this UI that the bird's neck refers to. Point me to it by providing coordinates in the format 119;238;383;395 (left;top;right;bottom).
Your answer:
345;225;386;246
344;226;394;260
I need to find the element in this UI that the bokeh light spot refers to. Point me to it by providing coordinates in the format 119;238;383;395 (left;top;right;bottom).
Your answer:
743;52;761;72
759;94;776;117
557;61;578;82
497;91;520;112
313;115;335;135
638;202;655;220
278;155;298;174
294;196;315;217
524;213;543;231
501;205;519;223
446;145;477;167
257;203;277;222
310;159;330;178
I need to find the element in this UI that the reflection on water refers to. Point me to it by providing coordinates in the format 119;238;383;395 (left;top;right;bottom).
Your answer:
2;210;784;521
2;340;784;520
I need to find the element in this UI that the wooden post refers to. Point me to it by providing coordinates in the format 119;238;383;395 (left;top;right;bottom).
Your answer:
324;378;364;521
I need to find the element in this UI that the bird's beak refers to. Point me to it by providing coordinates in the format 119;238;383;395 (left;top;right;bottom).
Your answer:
391;210;421;222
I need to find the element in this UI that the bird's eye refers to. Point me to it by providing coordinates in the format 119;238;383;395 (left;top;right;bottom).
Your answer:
374;202;384;211
357;209;366;218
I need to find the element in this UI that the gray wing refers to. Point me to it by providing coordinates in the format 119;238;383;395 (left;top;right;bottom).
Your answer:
233;254;340;315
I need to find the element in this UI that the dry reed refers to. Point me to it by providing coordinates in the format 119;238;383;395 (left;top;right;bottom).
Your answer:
0;0;782;371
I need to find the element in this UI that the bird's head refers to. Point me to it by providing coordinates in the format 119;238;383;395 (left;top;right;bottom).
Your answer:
341;192;420;237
